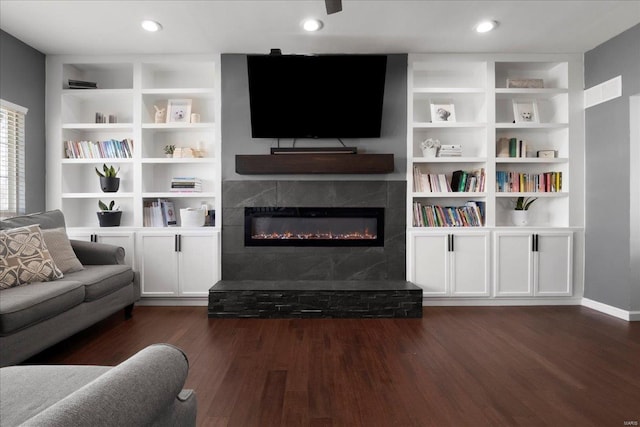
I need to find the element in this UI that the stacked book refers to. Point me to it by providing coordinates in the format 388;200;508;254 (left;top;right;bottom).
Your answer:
170;177;202;193
143;199;177;227
413;201;485;227
496;171;562;192
497;138;528;158
64;139;133;159
450;169;485;192
413;167;451;193
438;144;462;157
68;79;97;89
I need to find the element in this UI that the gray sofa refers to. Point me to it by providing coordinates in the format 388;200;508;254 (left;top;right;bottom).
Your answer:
0;343;197;426
0;210;139;367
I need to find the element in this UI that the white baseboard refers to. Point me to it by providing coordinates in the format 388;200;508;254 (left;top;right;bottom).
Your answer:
581;298;640;321
137;297;208;307
422;298;582;307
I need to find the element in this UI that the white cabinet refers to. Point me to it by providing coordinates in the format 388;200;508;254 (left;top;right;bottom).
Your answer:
67;229;135;267
137;230;220;297
410;231;490;297
494;231;572;297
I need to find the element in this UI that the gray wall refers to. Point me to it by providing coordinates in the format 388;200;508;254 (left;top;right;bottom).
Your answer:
584;23;640;311
221;53;407;181
0;30;46;214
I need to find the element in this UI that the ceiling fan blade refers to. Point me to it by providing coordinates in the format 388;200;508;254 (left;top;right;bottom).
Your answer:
325;0;342;14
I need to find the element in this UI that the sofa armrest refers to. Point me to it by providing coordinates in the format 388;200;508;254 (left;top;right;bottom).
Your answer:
70;239;125;265
22;344;195;427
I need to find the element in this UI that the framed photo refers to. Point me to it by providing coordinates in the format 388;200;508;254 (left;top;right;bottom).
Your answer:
512;99;539;123
166;99;192;123
430;100;456;123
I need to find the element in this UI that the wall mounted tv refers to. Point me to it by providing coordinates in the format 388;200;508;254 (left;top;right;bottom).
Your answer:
247;54;387;139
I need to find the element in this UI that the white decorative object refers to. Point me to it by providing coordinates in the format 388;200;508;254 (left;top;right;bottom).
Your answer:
511;210;529;226
154;105;166;123
190;113;200;123
420;138;441;157
180;207;206;227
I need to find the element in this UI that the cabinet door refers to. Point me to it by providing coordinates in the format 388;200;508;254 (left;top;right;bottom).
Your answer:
494;233;534;296
66;231;135;267
412;234;448;296
96;233;135;267
450;233;490;296
138;234;179;296
535;232;572;296
178;232;220;296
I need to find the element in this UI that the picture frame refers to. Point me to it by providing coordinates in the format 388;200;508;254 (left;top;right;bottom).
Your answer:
430;100;456;123
166;99;192;123
512;99;539;123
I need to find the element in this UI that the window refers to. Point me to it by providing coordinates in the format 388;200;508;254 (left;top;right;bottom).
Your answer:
0;99;27;219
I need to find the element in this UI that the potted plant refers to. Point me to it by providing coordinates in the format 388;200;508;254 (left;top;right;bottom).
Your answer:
164;144;176;158
95;164;120;192
511;196;537;226
420;138;440;157
96;200;122;227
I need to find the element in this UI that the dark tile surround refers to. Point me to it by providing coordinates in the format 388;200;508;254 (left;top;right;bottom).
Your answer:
208;280;422;318
221;180;406;281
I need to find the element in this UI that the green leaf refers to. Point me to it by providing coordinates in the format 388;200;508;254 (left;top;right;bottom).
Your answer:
98;200;109;210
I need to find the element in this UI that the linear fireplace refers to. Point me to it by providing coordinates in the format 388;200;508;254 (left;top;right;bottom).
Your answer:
245;207;384;247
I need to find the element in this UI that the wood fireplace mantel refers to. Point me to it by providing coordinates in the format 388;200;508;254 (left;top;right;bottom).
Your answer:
235;153;394;174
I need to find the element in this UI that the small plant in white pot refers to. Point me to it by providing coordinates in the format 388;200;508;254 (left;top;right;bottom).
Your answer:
97;200;122;227
164;144;176;158
511;197;537;226
420;138;440;157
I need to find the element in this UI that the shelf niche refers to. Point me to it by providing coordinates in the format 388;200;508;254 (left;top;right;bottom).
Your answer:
235;153;394;174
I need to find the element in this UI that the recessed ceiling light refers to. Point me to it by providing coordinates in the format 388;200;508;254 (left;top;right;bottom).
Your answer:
475;20;498;33
302;18;323;32
141;20;163;32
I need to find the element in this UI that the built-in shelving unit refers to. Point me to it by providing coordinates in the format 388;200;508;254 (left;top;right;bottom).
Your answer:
47;55;222;304
406;54;584;302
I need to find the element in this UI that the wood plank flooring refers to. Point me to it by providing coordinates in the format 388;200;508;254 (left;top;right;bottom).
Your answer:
26;306;640;426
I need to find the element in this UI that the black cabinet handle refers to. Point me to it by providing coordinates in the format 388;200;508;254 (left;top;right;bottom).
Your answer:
535;234;539;252
174;234;179;252
450;234;454;252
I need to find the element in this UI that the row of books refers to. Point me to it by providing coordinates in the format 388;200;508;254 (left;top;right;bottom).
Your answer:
413;167;485;193
170;177;202;193
438;144;463;157
64;139;133;159
497;138;528;158
143;199;177;227
496;171;562;193
413;201;485;227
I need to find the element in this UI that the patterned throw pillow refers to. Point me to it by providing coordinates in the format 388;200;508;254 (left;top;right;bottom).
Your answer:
0;224;64;289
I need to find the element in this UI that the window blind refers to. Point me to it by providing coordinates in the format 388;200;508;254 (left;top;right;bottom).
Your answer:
0;99;28;219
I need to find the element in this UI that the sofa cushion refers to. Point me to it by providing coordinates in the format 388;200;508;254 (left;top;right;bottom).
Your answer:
64;265;134;301
0;365;110;426
0;225;64;289
0;209;66;230
41;228;84;274
0;280;85;335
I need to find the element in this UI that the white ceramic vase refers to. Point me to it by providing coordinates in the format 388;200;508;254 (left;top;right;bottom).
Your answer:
511;210;529;226
422;147;438;158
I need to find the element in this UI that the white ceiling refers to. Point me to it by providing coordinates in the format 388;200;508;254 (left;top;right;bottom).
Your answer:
1;0;639;56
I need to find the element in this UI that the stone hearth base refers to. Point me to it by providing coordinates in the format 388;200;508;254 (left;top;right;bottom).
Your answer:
208;280;423;318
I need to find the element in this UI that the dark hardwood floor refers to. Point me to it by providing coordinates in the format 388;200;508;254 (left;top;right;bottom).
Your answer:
27;306;640;426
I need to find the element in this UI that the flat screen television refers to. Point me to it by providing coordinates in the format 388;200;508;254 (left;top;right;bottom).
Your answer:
247;54;387;139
